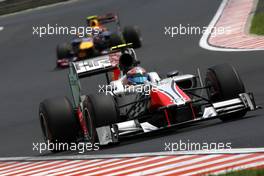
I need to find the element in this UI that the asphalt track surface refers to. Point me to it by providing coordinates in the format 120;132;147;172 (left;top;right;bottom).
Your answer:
0;0;263;157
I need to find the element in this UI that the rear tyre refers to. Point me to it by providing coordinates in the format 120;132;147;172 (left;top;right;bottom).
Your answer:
123;26;142;48
39;97;80;152
205;64;247;121
82;94;119;144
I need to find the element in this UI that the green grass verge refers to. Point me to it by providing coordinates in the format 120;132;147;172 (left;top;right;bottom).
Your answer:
210;168;264;176
250;0;264;35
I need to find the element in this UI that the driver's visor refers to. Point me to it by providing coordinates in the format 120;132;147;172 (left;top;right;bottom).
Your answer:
128;75;148;84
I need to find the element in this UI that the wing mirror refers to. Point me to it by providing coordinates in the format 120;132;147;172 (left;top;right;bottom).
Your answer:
167;70;180;78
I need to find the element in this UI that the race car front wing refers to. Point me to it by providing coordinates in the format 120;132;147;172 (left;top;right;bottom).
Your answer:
95;92;260;145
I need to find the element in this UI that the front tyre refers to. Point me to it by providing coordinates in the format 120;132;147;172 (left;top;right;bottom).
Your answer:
56;43;73;59
123;26;142;48
82;94;119;145
109;34;124;47
205;64;247;121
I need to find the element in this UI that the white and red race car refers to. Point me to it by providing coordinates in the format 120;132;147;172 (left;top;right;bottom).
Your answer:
39;50;260;152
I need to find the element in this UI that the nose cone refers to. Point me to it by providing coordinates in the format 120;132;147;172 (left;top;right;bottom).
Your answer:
150;90;175;109
80;41;94;50
150;79;191;109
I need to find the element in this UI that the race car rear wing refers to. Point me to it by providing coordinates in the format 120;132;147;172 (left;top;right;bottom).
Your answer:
69;53;121;108
72;43;133;79
87;13;119;25
72;53;120;78
69;44;136;107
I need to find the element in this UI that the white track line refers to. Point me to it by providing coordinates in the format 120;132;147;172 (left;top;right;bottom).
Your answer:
0;162;31;172
0;148;264;161
0;160;71;176
0;152;262;175
0;26;3;31
212;161;264;175
0;164;42;175
33;159;121;176
152;154;252;176
127;155;222;176
0;162;48;175
95;156;170;176
179;154;264;176
199;0;263;51
66;156;167;176
49;157;143;176
0;161;17;168
98;155;194;176
24;159;106;176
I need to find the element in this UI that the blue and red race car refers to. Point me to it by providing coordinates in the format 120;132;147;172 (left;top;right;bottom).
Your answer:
56;13;142;68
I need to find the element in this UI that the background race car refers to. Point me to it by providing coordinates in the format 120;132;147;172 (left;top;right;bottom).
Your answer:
56;13;142;68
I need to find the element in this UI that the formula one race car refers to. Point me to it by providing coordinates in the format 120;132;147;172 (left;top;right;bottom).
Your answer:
56;13;142;68
39;51;260;152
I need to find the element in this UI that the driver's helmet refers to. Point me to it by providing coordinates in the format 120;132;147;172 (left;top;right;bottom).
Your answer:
127;67;148;85
90;19;100;28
